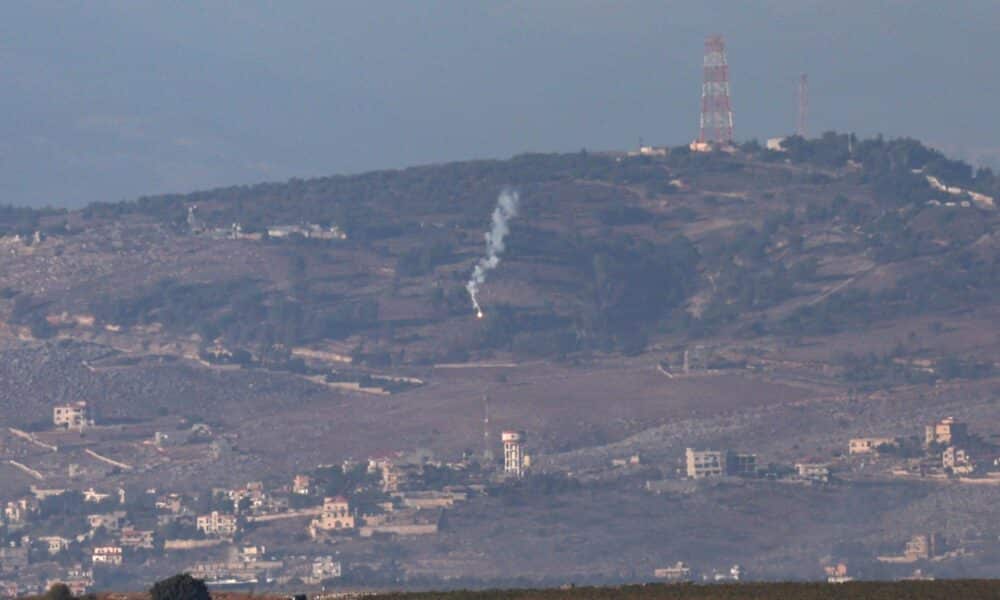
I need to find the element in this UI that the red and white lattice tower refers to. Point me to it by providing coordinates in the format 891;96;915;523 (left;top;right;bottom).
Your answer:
699;35;734;145
797;73;808;137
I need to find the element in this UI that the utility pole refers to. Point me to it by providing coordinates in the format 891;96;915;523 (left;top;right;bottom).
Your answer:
797;73;808;137
482;394;493;465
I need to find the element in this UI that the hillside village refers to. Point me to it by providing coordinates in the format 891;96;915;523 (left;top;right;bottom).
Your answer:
2;387;999;596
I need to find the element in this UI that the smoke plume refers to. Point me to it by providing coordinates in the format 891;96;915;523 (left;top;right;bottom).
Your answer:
467;188;519;318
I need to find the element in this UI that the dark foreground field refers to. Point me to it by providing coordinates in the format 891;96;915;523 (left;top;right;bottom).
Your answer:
370;581;1000;600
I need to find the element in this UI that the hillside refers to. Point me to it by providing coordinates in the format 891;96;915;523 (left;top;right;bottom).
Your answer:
7;135;1000;368
1;135;997;424
2;134;1000;590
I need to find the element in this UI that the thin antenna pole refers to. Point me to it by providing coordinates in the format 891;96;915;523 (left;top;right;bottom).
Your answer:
483;394;493;464
797;73;808;137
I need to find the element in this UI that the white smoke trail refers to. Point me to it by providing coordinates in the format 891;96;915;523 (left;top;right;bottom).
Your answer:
467;188;519;318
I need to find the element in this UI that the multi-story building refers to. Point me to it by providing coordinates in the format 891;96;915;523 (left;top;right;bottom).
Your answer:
685;448;725;479
91;546;123;566
196;511;239;538
925;417;968;447
310;496;354;538
849;437;898;455
53;401;94;430
38;536;71;555
502;431;526;478
292;475;313;495
904;534;935;560
4;498;38;524
229;482;267;513
942;446;974;474
368;455;399;492
319;496;354;530
726;452;757;476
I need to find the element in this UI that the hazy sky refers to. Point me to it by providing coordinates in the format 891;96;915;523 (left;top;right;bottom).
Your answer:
1;1;997;207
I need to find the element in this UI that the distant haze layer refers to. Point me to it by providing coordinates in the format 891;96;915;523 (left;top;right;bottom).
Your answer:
0;1;997;207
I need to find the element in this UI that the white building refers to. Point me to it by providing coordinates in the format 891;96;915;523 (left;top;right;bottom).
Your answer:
196;511;239;538
53;401;94;430
795;462;831;482
4;498;38;524
849;437;898;455
654;561;692;581
309;496;355;538
86;511;126;532
292;475;313;495
308;556;342;584
38;536;71;555
502;430;526;478
82;488;111;503
685;448;725;479
766;137;787;151
119;528;155;549
942;446;974;474
91;546;123;566
925;417;968;447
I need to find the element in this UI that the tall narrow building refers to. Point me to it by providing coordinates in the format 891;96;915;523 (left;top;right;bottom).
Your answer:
502;430;525;478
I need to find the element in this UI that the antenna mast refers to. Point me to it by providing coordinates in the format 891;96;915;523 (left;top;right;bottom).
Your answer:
699;34;734;144
797;73;808;137
482;394;494;464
